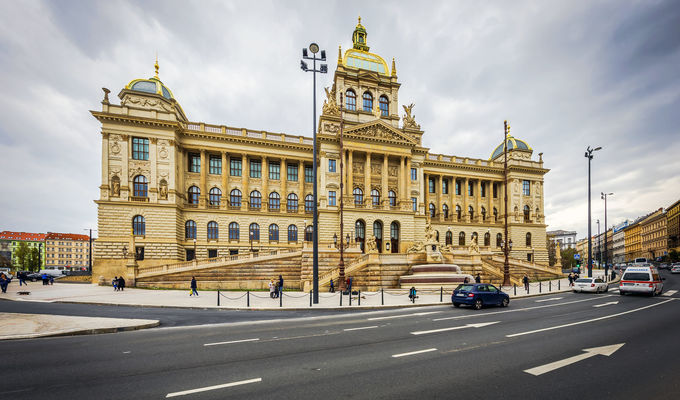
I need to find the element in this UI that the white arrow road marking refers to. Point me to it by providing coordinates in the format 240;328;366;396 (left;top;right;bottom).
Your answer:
662;290;677;297
524;344;625;376
535;297;563;303
593;301;619;308
368;311;441;321
204;338;259;346
392;348;438;358
166;378;262;397
411;321;499;335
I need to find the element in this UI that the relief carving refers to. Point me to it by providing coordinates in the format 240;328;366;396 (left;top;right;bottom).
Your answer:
158;140;169;160
121;94;173;112
323;123;340;134
109;136;121;155
370;164;382;175
352;162;364;174
388;166;398;177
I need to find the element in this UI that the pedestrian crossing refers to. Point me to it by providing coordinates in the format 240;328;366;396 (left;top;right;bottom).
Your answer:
662;290;678;297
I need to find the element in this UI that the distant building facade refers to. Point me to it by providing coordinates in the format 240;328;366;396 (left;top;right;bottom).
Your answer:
0;231;47;268
45;233;92;269
667;199;680;254
612;220;629;264
546;230;577;250
640;208;667;261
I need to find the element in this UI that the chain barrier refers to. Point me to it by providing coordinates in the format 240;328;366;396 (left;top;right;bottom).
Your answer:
218;291;248;301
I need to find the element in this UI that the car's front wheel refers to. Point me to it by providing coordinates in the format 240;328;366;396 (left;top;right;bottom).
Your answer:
473;299;483;310
453;303;460;308
501;298;509;307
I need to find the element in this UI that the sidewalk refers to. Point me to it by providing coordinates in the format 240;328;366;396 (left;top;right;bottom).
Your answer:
0;275;592;310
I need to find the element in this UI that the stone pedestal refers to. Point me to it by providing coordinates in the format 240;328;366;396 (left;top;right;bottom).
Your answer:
425;242;443;263
125;258;138;287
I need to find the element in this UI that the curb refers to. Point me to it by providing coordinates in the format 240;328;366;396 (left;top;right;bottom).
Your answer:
0;320;160;341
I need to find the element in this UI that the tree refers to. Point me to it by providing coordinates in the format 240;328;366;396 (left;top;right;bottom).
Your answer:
14;242;30;270
27;247;41;271
0;254;11;269
561;247;577;269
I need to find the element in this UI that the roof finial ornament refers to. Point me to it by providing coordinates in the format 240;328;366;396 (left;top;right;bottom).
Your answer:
154;53;159;79
358;15;361;24
338;45;342;63
391;57;397;77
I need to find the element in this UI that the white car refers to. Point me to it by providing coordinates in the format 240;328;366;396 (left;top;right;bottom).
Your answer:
670;265;680;274
573;277;608;293
619;265;663;296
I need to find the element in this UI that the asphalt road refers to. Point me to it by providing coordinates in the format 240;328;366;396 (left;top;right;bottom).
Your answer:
2;272;680;400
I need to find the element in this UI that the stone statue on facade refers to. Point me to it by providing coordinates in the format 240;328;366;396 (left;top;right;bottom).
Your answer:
111;176;120;197
322;83;340;116
407;241;425;253
159;180;168;200
424;221;436;244
402;103;420;129
366;235;378;253
468;234;480;254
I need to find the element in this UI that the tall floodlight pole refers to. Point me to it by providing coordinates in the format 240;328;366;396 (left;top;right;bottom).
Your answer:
601;192;613;274
301;43;327;304
585;146;602;278
597;219;601;267
502;120;511;286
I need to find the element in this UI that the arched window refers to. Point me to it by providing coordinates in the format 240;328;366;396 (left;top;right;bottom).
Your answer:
371;189;380;206
524;205;531;222
346;89;356;111
429;203;436;218
249;223;260;241
471;232;478;244
379;95;389;116
250;190;261;209
188;186;200;205
456;205;462;220
481;207;487;221
362;91;373;112
442;204;449;219
185;220;196;240
459;231;466;246
305;194;314;213
207;221;219;240
436;231;440;242
468;206;474;221
493;207;498;222
132;215;145;236
388;190;396;207
496;233;503;247
353;187;363;206
133;175;148;197
287;224;298;242
269;224;279;241
484;232;491;246
390;222;400;240
287;193;298;212
373;220;383;240
305;225;313;242
526;232;532;246
446;230;453;245
269;192;280;211
230;189;242;207
209;187;222;206
355;220;366;252
228;222;239;240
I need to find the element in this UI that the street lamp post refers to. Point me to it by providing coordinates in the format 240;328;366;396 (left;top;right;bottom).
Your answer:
502;121;511;286
301;43;327;304
597;219;601;268
83;228;97;273
601;192;613;277
585;146;602;278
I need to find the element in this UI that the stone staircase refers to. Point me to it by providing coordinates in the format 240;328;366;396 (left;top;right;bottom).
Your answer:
399;264;473;289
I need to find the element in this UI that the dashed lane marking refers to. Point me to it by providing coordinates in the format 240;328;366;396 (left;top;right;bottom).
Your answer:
411;321;499;335
662;290;678;297
392;348;438;358
368;311;442;321
535;297;563;303
204;338;259;347
344;326;379;331
166;378;262;398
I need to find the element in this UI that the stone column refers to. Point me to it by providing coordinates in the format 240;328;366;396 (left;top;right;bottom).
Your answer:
382;155;388;208
423;172;429;217
281;158;287;211
149;138;158;191
488;180;493;223
476;179;482;222
365;152;371;207
438;175;443;221
262;156;268;211
463;177;469;222
221;152;228;208
298;159;305;213
347;150;354;202
120;135;129;196
500;181;505;218
450;175;456;219
175;145;183;203
200;150;207;206
242;154;249;208
399;156;405;203
405;156;412;204
101;133;109;197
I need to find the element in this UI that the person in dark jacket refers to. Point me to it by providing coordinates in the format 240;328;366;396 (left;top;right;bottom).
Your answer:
474;274;481;283
0;273;9;293
18;271;27;287
278;275;284;297
118;276;126;291
190;276;198;296
329;278;335;293
522;274;529;292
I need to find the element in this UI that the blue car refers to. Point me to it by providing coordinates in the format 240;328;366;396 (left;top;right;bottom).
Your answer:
451;283;510;310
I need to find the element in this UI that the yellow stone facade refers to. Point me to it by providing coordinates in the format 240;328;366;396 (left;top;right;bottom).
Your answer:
91;20;550;281
623;221;642;262
640;208;667;260
667;199;680;253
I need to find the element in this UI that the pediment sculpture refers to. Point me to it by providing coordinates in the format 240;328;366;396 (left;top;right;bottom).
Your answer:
121;94;173;112
322;83;340;116
402;103;420;130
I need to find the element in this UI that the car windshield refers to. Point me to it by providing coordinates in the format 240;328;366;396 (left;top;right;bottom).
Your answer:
456;284;475;291
622;272;650;281
575;278;592;283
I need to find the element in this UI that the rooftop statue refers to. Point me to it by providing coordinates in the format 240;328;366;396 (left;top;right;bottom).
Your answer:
402;103;420;129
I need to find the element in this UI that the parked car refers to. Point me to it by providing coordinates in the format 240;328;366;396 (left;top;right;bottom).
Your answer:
572;277;608;293
452;283;510;310
670;265;680;274
23;272;43;282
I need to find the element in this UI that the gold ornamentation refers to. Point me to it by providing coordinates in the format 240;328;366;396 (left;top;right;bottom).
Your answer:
322;83;340;116
323;123;340;133
388;166;398;177
402;103;420;129
121;94;173;112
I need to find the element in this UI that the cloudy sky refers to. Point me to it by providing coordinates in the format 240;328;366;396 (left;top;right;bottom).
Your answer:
1;0;678;239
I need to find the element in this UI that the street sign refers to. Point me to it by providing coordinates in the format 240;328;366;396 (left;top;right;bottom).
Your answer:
574;254;580;260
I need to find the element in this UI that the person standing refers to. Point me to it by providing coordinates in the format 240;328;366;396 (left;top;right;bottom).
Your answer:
463;276;470;284
522;274;529;292
0;273;9;293
329;278;335;293
113;276;118;291
190;276;198;296
278;275;284;298
567;272;574;287
269;279;275;298
118;276;125;291
474;273;481;283
18;271;27;287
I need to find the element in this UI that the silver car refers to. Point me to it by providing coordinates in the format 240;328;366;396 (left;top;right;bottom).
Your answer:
573;277;609;293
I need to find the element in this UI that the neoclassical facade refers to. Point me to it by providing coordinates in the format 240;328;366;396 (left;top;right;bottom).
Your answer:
92;20;550;279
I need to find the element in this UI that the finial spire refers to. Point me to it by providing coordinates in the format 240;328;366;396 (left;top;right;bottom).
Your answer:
154;53;159;79
338;45;342;63
358;16;361;24
391;57;397;77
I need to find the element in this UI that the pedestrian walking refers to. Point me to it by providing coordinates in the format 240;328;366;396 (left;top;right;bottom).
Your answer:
113;276;118;291
567;273;574;287
18;271;27;287
118;276;126;291
278;274;284;298
408;286;417;302
474;273;481;283
463;276;470;284
269;279;275;298
49;275;54;285
522;274;529;292
329;278;335;293
0;273;9;293
348;276;353;294
190;276;198;296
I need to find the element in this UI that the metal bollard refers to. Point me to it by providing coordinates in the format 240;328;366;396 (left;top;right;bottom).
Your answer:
514;284;516;296
309;290;312;307
349;291;352;306
340;291;343;306
549;281;552;291
247;291;250;307
539;281;542;293
381;288;384;305
558;280;560;290
217;290;220;306
279;291;282;308
358;290;361;306
440;286;443;302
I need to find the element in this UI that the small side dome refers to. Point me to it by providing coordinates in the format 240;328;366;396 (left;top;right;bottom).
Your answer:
125;60;174;100
490;135;532;160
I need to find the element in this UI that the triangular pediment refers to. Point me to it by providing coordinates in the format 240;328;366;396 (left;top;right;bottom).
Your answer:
344;119;417;146
357;70;381;82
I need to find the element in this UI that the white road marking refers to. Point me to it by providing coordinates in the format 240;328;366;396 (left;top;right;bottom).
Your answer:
344;326;379;331
593;301;619;308
507;299;675;337
368;311;441;321
166;378;262;398
411;321;499;335
432;296;608;322
662;290;677;297
392;348;438;358
122;351;131;354
203;338;260;347
524;343;624;376
15;298;54;303
535;297;563;303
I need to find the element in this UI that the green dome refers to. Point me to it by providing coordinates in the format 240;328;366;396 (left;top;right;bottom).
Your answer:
490;135;532;160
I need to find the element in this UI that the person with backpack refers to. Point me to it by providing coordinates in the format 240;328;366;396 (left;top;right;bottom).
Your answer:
190;276;198;296
0;273;9;293
278;275;284;298
408;287;417;302
329;278;335;293
522;274;529;292
113;276;118;291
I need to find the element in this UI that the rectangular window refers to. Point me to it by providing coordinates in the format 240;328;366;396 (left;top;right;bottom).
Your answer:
523;180;531;196
250;160;262;178
230;158;242;176
305;165;313;183
411;168;417;181
328;159;336;172
329;191;336;206
189;153;200;173
455;180;461;195
481;182;486;198
443;179;449;194
209;156;221;175
269;162;280;180
493;183;498;198
412;197;418;212
287;163;298;181
132;137;149;160
468;181;474;196
429;178;435;193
